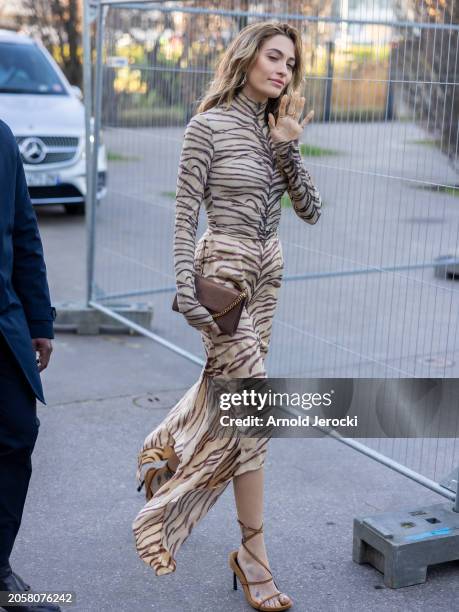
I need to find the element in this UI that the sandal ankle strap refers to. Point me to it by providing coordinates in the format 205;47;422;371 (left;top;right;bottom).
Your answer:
237;518;264;544
237;518;272;576
241;541;272;575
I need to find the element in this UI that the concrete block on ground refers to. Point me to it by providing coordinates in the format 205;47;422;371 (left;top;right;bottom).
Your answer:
53;302;153;335
353;501;459;588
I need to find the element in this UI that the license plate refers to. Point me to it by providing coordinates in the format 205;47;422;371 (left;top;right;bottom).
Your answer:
25;172;59;187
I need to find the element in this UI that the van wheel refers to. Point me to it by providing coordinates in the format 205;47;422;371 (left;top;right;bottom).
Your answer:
64;204;85;215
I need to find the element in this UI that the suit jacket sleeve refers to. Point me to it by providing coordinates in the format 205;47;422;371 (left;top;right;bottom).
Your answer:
12;143;56;339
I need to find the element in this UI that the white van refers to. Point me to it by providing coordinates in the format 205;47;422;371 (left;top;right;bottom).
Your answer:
0;29;107;215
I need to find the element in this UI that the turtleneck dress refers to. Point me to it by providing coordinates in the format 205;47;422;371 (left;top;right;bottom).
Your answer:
132;89;322;575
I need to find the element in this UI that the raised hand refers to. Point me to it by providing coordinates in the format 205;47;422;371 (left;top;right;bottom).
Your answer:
268;91;314;143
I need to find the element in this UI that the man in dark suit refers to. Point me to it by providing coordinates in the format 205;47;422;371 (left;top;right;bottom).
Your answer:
0;119;60;612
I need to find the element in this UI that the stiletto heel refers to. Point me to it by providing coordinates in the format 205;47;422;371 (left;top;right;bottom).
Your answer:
228;518;292;611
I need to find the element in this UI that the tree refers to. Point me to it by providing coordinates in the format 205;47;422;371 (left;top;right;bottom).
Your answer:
101;0;332;125
13;0;82;87
393;0;459;166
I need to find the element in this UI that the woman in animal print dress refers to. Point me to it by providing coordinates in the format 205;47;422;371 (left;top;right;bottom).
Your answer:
133;21;322;611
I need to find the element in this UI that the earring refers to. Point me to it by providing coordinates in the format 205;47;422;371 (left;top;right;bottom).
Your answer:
241;74;247;86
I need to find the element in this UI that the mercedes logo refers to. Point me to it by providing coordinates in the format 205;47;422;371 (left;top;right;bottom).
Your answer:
19;137;47;164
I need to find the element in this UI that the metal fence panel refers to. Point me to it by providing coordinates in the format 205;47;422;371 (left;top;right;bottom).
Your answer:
84;0;459;496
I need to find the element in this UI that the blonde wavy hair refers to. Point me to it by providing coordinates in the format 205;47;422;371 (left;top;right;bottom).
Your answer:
196;21;306;120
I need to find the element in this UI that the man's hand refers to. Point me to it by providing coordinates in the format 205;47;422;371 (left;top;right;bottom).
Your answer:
31;338;53;372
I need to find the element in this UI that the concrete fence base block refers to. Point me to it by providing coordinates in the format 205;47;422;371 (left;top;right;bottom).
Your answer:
353;501;459;588
53;302;153;335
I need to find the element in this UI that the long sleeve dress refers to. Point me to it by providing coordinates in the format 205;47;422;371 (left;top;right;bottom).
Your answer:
132;89;322;575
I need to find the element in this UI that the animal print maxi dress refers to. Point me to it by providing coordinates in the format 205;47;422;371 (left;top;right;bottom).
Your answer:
132;89;322;575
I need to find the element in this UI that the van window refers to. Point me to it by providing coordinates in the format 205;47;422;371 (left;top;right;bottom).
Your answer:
0;42;67;95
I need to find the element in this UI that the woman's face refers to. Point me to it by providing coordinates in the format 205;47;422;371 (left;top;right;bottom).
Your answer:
245;34;297;101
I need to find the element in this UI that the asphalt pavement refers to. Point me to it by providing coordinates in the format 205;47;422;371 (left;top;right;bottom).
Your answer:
8;120;459;612
11;329;459;612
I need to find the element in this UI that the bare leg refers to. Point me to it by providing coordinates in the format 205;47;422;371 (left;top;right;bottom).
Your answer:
232;467;292;609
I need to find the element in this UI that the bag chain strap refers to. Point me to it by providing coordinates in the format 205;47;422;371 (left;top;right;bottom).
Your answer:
211;289;248;319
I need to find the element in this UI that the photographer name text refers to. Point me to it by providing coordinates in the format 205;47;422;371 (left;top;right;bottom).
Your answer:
219;414;358;428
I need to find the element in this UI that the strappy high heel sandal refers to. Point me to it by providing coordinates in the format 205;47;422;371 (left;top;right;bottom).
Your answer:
228;518;292;611
137;461;176;501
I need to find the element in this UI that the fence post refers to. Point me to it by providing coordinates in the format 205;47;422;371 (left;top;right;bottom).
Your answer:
86;2;105;305
385;40;397;120
455;467;459;512
83;0;94;307
324;40;335;122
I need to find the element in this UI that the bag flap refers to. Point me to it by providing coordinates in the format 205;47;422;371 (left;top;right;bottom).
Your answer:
194;275;243;313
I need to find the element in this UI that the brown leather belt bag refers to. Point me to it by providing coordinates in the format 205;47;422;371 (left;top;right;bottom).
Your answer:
172;273;247;336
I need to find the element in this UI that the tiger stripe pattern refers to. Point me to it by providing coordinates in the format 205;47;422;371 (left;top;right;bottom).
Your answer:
133;89;322;575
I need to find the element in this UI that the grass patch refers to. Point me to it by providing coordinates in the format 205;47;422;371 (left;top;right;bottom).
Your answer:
299;143;340;157
281;193;292;208
440;186;459;197
281;192;326;208
417;183;459;197
161;191;176;199
107;150;140;162
406;138;442;148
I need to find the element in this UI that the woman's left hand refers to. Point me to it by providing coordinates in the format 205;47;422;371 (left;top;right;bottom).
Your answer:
268;91;314;143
